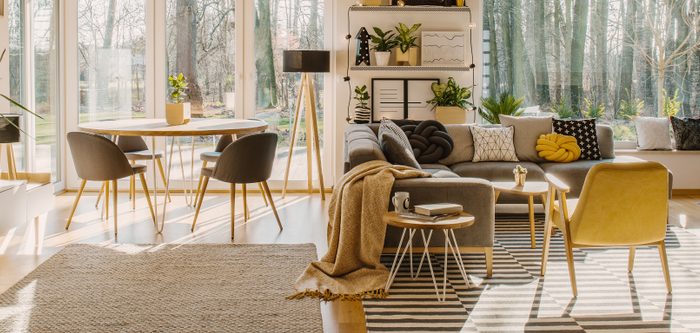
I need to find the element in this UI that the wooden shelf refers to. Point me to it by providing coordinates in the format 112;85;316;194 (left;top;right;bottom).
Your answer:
350;65;471;72
349;5;471;13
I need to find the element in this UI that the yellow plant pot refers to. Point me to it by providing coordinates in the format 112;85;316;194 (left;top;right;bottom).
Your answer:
435;106;468;124
395;47;419;66
165;103;191;126
515;173;527;186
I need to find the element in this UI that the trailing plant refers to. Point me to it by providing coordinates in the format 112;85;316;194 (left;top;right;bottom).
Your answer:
354;85;370;109
478;93;524;124
551;98;576;119
583;98;605;119
427;77;473;110
617;98;644;120
662;89;681;117
0;49;43;137
394;23;421;53
369;27;397;52
168;73;189;103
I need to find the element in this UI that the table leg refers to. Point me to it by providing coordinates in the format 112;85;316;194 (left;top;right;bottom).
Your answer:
151;137;159;230
447;229;470;288
157;137;176;233
417;230;440;300
442;233;449;301
528;195;536;248
385;229;416;293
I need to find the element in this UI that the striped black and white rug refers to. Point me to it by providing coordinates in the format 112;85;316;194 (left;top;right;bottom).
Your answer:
364;215;700;332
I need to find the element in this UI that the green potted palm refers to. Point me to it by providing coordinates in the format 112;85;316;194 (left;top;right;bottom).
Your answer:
394;23;421;66
166;73;191;125
370;27;397;66
427;77;474;124
0;49;43;144
478;93;525;124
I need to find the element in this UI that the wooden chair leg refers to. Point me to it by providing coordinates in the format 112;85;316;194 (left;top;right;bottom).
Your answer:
191;176;210;232
262;181;283;231
95;182;105;209
193;161;208;205
258;182;269;207
242;184;249;221
112;180;118;236
541;218;554;276
658;241;672;294
65;179;87;230
628;246;636;273
138;173;157;226
230;183;236;240
104;181;110;220
563;232;577;297
156;158;172;202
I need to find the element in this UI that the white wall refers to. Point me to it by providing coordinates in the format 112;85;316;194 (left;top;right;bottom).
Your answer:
331;1;484;182
616;150;700;190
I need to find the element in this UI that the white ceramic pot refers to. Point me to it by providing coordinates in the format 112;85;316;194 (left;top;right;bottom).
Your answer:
395;47;419;66
165;102;191;126
374;51;391;66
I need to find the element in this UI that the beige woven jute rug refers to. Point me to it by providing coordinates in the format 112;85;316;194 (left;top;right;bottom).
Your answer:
0;244;322;333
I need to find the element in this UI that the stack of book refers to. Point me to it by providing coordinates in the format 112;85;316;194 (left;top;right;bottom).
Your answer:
399;203;463;221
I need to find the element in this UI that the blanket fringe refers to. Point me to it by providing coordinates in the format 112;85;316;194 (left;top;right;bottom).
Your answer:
287;288;388;302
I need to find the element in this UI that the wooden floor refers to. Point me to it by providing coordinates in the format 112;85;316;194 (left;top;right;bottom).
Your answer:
1;190;699;333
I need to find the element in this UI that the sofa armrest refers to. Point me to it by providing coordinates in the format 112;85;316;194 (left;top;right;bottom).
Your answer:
345;125;386;172
596;125;615;159
388;178;495;248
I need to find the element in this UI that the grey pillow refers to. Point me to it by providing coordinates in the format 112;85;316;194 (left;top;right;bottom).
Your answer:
439;124;474;165
635;117;673;150
671;117;700;150
378;120;421;169
499;115;553;162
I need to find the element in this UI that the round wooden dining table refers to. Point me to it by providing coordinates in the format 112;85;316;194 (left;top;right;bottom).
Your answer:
79;118;268;233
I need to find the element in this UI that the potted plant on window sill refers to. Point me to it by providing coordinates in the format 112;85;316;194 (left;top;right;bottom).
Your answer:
166;73;191;126
394;23;421;66
370;27;397;66
479;93;525;124
427;77;474;124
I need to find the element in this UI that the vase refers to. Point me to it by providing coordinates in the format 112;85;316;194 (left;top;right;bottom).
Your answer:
354;106;371;124
456;0;465;6
515;173;527;186
374;51;391;66
395;46;419;66
0;115;21;144
435;106;467;124
165;102;191;126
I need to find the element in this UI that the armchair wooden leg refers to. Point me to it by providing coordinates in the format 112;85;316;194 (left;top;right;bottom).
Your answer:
658;241;672;294
156;158;172;203
628;247;636;273
193;161;208;205
258;183;269;207
528;195;536;248
112;180;118;237
65;179;87;230
484;247;493;277
230;183;236;240
242;184;249;221
138;173;157;226
262;181;283;231
191;176;210;232
563;232;577;297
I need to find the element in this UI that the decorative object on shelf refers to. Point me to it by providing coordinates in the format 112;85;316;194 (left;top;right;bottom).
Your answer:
427;77;474;124
670;116;700;150
421;31;466;67
479;93;525;124
371;78;439;122
396;0;406;6
396;0;451;5
513;165;528;186
165;73;191;126
394;23;421;66
369;27;397;66
456;0;465;6
353;85;371;123
355;27;371;66
281;50;330;199
362;0;391;5
536;133;581;163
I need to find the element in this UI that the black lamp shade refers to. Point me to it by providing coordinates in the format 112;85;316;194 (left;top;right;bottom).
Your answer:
283;50;331;73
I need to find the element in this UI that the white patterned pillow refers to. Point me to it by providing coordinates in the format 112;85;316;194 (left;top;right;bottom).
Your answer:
470;126;519;162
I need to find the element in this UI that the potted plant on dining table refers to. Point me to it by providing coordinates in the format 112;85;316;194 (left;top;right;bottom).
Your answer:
166;73;191;126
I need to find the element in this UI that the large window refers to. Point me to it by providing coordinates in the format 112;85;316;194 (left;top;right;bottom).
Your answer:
483;0;700;141
7;0;25;171
254;0;325;179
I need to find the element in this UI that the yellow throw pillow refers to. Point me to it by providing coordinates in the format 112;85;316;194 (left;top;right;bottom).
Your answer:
536;133;581;163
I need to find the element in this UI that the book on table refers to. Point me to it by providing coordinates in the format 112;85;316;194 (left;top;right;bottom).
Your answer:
414;203;463;216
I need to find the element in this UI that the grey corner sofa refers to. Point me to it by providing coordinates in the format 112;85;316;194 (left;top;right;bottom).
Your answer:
344;120;654;277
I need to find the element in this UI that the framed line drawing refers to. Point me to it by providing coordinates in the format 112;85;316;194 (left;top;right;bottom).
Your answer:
371;78;440;122
421;31;467;66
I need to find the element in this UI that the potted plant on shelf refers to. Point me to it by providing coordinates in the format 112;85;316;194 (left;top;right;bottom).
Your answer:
427;77;474;124
0;49;43;144
478;93;525;124
370;27;397;66
166;73;191;125
394;23;421;66
353;85;371;124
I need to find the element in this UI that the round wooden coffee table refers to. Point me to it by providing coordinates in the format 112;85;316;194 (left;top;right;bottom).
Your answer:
492;181;549;248
382;211;475;301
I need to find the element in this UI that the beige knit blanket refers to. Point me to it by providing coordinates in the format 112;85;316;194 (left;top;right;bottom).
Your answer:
290;160;430;301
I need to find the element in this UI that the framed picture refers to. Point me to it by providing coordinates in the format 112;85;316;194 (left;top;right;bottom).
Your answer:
371;78;440;122
421;31;467;67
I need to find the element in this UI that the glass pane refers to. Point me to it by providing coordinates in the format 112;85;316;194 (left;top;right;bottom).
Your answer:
7;0;25;171
33;0;60;180
78;0;146;123
166;0;237;182
254;0;325;181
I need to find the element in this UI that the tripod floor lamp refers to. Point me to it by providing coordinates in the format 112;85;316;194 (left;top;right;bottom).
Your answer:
281;50;330;200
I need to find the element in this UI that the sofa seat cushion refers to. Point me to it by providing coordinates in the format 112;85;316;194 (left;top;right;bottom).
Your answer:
540;156;643;197
450;161;545;181
420;164;460;178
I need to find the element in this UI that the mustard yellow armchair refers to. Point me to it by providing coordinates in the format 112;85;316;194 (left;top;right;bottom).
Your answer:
540;162;671;296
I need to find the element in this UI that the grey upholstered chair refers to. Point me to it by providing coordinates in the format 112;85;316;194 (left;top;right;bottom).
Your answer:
191;133;282;240
66;132;156;236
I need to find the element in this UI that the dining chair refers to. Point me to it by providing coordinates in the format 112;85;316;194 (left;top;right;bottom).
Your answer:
66;132;157;236
191;133;282;240
541;162;671;296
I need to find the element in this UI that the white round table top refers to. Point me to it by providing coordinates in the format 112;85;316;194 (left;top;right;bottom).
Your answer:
383;211;475;230
79;118;268;137
492;181;549;195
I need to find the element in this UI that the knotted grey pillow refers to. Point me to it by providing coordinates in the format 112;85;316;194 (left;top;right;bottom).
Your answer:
401;120;454;164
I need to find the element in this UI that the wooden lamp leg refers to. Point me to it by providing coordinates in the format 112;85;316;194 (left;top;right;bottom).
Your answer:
303;76;314;194
305;74;326;200
282;73;305;198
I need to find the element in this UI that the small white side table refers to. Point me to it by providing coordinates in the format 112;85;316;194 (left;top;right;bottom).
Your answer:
382;211;476;301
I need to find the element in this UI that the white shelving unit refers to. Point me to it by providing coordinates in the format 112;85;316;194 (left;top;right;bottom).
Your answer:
350;65;471;72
